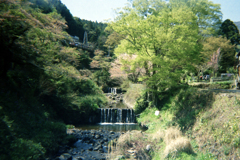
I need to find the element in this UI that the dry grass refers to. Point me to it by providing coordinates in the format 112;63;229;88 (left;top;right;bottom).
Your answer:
164;127;182;145
164;137;193;158
108;130;153;160
192;92;240;159
151;129;165;142
164;127;193;158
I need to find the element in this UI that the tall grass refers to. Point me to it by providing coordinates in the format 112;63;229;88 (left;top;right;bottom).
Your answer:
136;86;240;159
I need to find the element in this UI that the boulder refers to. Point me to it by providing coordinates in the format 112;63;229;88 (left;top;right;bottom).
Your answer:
58;153;72;160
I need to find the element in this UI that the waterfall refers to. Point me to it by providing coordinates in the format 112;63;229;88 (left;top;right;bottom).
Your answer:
118;109;122;123
104;109;106;123
111;109;113;123
107;109;110;122
98;108;136;124
109;88;117;94
101;109;103;123
130;109;132;123
126;109;129;123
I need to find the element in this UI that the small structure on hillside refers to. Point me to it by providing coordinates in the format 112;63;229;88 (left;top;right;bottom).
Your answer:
236;51;240;89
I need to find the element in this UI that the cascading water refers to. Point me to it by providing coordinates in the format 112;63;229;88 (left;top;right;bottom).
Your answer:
98;108;136;124
126;109;129;123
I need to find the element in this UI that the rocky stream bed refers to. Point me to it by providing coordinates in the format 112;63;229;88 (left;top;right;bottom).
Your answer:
50;129;121;160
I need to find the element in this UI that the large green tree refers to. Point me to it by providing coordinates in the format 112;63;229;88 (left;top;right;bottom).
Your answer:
108;0;222;105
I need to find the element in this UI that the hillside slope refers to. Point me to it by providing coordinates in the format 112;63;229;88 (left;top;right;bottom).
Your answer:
110;87;240;159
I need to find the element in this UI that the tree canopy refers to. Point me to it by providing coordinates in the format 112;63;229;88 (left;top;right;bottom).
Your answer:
0;1;107;159
201;36;236;74
109;0;221;90
219;19;240;45
107;0;222;104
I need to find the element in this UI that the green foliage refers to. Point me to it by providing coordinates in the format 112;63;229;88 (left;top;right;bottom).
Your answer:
200;36;236;74
92;67;111;87
29;0;108;51
219;19;240;45
121;80;131;90
78;52;92;69
10;138;45;160
107;77;124;87
134;91;149;115
209;81;234;89
0;1;107;159
192;81;234;89
124;83;146;109
197;152;217;160
108;0;222;103
138;86;212;131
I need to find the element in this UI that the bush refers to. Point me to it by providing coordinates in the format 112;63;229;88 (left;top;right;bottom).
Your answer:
10;138;46;160
134;91;149;115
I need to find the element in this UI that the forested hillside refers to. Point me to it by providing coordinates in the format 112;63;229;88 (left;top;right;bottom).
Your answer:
0;0;108;159
29;0;108;51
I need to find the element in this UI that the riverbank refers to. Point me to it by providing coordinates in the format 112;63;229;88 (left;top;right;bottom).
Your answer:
109;86;240;159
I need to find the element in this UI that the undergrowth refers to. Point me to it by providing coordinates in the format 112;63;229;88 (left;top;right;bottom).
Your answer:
112;86;240;159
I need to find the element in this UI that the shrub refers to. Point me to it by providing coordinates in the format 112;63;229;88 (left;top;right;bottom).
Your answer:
134;91;149;115
10;138;45;160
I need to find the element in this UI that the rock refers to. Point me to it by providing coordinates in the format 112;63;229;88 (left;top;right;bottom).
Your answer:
125;154;130;158
95;134;100;139
58;153;72;160
103;137;108;142
72;156;85;160
146;144;151;151
127;150;135;154
102;146;108;153
93;145;101;151
53;129;121;160
88;147;93;151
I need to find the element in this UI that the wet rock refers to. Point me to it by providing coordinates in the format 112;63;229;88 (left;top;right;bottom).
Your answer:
93;145;101;151
102;146;108;153
58;153;72;160
53;129;121;160
88;147;93;151
95;134;100;139
72;156;85;160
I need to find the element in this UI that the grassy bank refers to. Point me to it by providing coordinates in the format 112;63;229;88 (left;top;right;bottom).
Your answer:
110;86;240;159
123;82;146;108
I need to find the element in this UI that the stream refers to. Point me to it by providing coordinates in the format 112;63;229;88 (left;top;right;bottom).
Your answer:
52;89;144;160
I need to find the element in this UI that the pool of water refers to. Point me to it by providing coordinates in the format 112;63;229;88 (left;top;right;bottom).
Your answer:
75;123;146;132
